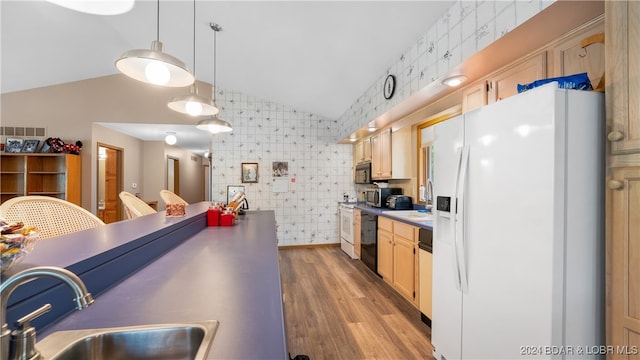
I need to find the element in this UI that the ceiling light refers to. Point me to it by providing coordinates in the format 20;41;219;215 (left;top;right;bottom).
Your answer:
196;22;233;134
168;0;219;116
115;0;194;87
46;0;134;15
442;75;468;87
196;117;233;134
168;85;218;116
165;132;177;145
349;136;357;142
368;124;376;132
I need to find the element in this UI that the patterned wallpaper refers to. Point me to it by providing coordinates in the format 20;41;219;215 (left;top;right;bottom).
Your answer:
211;89;355;246
336;0;555;142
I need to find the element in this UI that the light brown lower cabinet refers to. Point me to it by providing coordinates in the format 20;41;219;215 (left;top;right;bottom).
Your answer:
377;216;418;305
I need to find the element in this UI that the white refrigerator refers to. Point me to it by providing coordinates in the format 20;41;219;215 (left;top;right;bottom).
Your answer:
431;83;604;360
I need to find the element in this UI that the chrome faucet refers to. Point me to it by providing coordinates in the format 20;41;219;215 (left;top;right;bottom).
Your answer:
426;178;434;210
1;267;94;360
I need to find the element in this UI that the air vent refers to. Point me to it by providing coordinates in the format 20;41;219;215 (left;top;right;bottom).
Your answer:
191;155;198;161
1;127;47;137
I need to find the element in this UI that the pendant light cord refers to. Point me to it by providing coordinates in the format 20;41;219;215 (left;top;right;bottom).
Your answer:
210;22;222;101
192;0;196;76
156;0;160;41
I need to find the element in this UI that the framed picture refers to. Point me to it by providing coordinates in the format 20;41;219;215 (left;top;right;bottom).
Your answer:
21;140;39;153
5;138;23;153
39;141;51;153
272;161;288;177
241;163;259;183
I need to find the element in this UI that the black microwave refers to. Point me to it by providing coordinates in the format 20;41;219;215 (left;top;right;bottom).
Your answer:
355;163;372;184
365;187;402;207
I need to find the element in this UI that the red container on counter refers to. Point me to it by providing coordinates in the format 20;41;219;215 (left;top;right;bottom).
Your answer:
207;209;220;226
220;213;234;226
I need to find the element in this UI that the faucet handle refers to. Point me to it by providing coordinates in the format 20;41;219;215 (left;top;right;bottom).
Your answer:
10;304;51;360
15;304;51;331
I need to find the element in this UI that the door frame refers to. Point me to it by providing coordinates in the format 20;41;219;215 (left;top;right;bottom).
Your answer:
97;142;124;222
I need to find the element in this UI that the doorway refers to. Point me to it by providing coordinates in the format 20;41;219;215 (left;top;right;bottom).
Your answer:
167;156;180;195
97;143;123;223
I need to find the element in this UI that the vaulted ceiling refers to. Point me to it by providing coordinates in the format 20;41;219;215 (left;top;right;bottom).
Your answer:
1;1;453;121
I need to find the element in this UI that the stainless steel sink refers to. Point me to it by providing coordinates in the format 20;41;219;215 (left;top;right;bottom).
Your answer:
36;320;219;360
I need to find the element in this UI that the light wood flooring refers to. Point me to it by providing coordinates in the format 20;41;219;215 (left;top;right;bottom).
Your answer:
279;246;434;360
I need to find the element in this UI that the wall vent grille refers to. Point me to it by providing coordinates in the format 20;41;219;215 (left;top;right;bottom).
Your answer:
1;127;47;137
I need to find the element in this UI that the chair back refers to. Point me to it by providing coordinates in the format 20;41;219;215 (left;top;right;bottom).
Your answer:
159;190;188;206
0;196;105;240
119;191;157;219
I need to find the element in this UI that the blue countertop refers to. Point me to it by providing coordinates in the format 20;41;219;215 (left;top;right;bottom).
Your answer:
4;205;287;359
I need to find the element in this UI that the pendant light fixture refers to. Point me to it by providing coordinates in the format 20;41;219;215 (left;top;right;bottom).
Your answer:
167;0;218;116
196;22;233;134
115;0;194;87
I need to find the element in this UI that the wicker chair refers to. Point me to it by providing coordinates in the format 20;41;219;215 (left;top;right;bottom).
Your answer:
0;196;105;240
119;191;157;219
159;190;188;206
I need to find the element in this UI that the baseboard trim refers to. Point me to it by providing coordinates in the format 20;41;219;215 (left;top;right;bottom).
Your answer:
278;243;340;250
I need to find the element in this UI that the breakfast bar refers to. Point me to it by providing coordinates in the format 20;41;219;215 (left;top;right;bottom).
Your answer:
2;204;288;359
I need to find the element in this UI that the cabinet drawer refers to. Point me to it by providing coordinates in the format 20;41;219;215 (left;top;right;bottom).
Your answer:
378;216;393;232
393;221;416;241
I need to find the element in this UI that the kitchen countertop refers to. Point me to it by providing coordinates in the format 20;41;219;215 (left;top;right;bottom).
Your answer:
355;204;433;230
5;205;287;359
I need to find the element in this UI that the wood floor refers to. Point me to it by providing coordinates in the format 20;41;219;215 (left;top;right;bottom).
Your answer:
279;246;434;360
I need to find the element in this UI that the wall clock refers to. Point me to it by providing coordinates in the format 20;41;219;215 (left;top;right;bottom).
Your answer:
383;74;396;100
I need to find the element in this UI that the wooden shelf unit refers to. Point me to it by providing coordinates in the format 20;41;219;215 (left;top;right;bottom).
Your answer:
0;153;81;205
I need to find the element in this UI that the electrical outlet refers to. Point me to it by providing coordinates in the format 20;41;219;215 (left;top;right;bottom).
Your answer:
132;183;137;189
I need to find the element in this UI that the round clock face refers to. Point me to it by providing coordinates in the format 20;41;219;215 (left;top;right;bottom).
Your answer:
383;74;396;99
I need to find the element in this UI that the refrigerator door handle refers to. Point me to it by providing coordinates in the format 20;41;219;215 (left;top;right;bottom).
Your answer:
451;147;463;291
455;146;470;294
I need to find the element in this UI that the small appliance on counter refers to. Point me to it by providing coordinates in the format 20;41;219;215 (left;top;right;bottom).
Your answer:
386;195;413;210
365;187;402;208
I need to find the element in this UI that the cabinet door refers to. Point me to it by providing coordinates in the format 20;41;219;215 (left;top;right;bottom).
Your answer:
354;141;363;165
393;235;415;302
489;52;547;103
608;166;640;352
371;134;381;179
380;129;392;178
607;1;640;154
377;229;394;281
462;80;488;113
552;18;604;90
362;137;372;162
419;250;433;319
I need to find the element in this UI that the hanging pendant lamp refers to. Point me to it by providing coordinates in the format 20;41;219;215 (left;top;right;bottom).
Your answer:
196;22;233;134
168;0;218;116
115;0;194;87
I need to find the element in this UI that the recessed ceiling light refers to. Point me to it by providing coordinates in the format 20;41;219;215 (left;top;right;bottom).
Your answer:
442;75;468;87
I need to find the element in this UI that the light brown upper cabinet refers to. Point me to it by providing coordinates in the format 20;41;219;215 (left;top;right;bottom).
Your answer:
488;52;547;103
354;137;372;165
371;129;392;180
462;80;488;113
552;18;604;90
